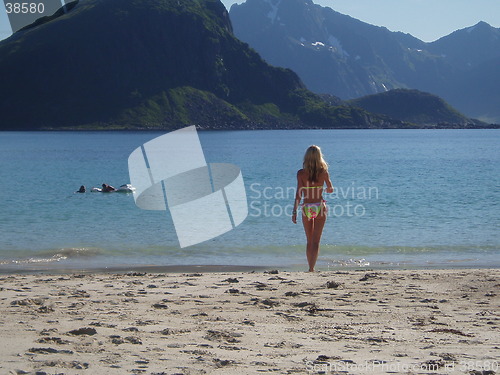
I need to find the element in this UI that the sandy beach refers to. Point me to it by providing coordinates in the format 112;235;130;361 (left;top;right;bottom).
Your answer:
0;268;498;374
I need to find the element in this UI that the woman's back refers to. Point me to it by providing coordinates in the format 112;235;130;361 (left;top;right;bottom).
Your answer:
297;169;329;203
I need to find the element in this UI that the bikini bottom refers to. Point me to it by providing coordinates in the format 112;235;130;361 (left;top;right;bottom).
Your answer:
302;201;326;220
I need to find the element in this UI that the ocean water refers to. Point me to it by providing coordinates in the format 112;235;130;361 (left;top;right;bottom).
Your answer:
0;129;498;272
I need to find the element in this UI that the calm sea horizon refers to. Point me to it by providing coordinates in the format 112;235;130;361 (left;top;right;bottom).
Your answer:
0;129;498;272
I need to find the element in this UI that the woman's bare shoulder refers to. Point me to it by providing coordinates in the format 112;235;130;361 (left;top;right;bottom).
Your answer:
319;169;330;179
297;169;306;176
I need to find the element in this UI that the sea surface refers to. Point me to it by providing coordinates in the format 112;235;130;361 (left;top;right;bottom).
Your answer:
0;129;498;272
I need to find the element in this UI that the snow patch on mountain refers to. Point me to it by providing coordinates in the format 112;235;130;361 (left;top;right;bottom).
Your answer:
312;41;325;47
328;35;349;57
264;0;281;24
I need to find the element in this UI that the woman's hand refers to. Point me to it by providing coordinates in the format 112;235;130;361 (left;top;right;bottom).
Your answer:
292;212;297;224
326;186;334;194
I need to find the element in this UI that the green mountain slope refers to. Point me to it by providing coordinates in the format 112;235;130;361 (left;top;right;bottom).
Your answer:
348;89;487;127
0;0;408;130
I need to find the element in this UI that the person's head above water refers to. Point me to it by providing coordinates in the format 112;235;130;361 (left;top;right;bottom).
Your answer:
303;145;329;182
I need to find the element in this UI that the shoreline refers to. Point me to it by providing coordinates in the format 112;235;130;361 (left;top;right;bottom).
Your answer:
1;261;500;275
2;125;500;131
1;268;498;374
0;264;269;275
0;262;499;275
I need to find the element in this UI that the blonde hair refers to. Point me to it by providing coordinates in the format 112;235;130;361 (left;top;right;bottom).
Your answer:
303;145;328;182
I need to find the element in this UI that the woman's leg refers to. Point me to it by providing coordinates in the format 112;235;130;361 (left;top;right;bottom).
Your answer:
310;213;326;271
302;214;314;271
302;207;327;272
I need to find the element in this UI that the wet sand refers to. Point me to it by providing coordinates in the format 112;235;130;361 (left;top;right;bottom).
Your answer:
0;269;498;374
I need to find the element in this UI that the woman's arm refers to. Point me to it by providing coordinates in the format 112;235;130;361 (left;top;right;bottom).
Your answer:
325;171;334;194
292;170;303;224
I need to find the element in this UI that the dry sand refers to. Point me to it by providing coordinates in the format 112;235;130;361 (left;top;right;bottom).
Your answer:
0;268;498;374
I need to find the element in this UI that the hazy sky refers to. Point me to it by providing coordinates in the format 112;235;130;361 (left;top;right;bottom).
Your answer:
1;0;499;42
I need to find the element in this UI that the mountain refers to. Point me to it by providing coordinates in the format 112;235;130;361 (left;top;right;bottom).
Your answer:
348;89;488;127
428;21;500;71
229;0;500;123
429;24;500;123
448;57;500;124
0;0;409;130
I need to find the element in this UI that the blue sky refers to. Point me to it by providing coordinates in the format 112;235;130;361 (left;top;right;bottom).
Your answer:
1;0;499;42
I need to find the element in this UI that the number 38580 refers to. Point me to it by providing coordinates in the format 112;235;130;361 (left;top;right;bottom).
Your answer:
5;2;45;14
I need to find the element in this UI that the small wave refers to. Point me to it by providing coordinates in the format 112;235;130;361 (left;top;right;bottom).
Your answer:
11;255;67;264
325;258;371;268
320;244;500;255
48;247;103;258
0;247;103;266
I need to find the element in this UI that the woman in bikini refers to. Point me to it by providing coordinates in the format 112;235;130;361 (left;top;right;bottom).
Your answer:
292;145;334;272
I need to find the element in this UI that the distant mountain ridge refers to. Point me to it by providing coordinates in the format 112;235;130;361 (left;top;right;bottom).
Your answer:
428;21;499;70
229;0;500;123
0;0;414;130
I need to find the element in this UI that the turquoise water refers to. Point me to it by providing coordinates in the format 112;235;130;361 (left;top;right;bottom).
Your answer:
0;130;498;271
